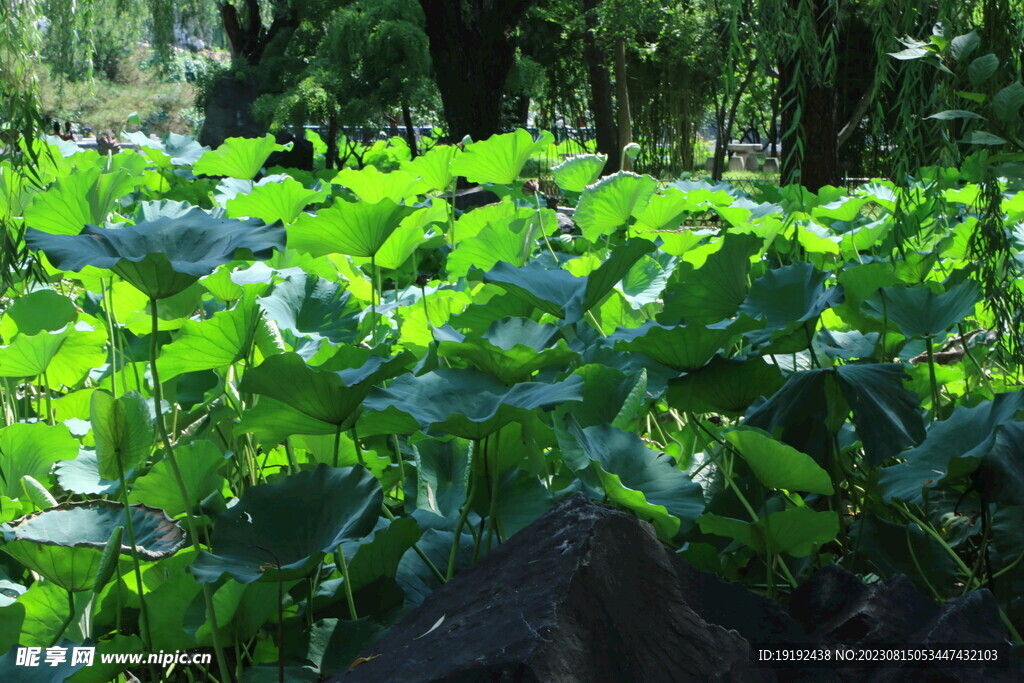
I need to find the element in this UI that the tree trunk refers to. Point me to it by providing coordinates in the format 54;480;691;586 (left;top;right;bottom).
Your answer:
779;64;839;191
614;37;632;171
417;0;536;142
402;101;418;158
582;0;620;173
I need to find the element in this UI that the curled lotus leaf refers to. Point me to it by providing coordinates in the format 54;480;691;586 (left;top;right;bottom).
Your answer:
1;500;185;591
25;208;285;299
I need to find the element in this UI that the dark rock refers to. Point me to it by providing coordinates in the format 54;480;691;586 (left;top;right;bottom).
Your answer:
331;497;1018;683
556;209;576;235
198;74;263;149
266;131;314;172
333;494;758;682
453;187;501;212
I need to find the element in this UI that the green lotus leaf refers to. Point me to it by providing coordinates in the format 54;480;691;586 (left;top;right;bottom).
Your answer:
0;289;77;337
745;364;924;466
1;500;185;591
226;175;323;225
862;279;981;340
552;154;607;193
364;369;584;440
237;352;409;444
436;317;578;384
333;166;423;203
878;391;1024;504
257;273;362;349
699;508;839;557
401;143;459;192
24;165;135;236
0;423;78;498
130;441;227;521
449;129;554;185
289;198;415;258
574;171;658;240
189;464;382;584
25;208;285;299
90;390;153;481
335;516;421;594
659;233;763;325
124;131;207;168
610;318;754;372
633;186;696;231
0;327;69;378
156;295;261;380
446;214;549;279
192;134;287;180
481;238;654;323
54;449;120;496
740;262;842;329
667;356;785;414
725;427;834;495
573;424;705;539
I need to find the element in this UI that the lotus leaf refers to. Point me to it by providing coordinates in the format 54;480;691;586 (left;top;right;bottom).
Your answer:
1;500;184;591
26;208;285;299
188;464;382;583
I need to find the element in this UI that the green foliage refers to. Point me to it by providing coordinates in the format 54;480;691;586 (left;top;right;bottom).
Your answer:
0;129;1021;679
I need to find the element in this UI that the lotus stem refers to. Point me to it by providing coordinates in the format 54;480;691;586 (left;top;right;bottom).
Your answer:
350;425;365;467
149;298;231;683
447;439;478;580
925;336;941;417
114;452;152;651
335;542;358;620
381;505;446;583
333;422;343;468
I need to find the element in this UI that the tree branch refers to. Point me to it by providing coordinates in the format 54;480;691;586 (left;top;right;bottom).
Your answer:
837;85;874;149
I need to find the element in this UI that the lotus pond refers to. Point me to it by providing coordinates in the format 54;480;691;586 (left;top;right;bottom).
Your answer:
0;129;1021;680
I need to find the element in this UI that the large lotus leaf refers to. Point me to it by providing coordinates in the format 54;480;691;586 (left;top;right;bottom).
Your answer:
975;422;1024;506
552;154;607;193
667;356;785;414
237;352;408;443
333;166;423;203
289;198;415;258
699;508;839;557
0;289;77;337
574;171;658;240
739;262;842;329
878;391;1024;503
54;450;119;496
401;144;459;192
24;165;134;235
0;327;69;378
725;427;834;495
481;239;654;323
336;516;422;594
449;129;554;185
862;279;981;340
1;500;184;591
658;233;762;325
436;318;578;384
156;295;261;380
25;208;286;299
42;322;108;388
574;424;704;539
745;364;924;466
257;273;362;347
226;175;322;225
192;134;287;180
610;318;754;372
633;186;696;231
446;215;547;279
413;437;470;518
124;131;207;168
846;514;959;596
90;390;152;481
189;464;382;584
482;260;585;319
128;440;226;516
363;369;583;440
0;423;77;498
